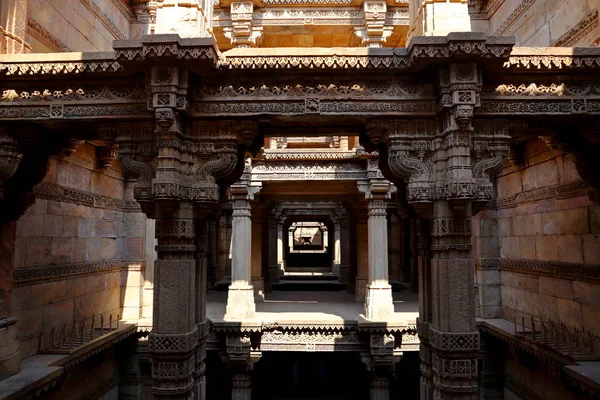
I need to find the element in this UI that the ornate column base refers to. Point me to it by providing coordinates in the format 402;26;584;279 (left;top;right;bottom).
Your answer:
364;284;394;320
225;285;256;320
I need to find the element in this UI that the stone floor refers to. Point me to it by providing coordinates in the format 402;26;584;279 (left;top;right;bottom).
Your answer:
207;290;419;325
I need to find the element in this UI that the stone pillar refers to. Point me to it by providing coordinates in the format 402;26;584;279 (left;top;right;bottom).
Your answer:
225;334;261;400
276;221;285;274
333;220;341;276
207;219;218;285
358;178;396;321
408;0;471;42
226;184;259;319
151;204;205;399
217;212;230;283
268;213;279;284
339;214;350;284
388;210;401;283
362;333;395;400
251;206;264;298
355;210;369;299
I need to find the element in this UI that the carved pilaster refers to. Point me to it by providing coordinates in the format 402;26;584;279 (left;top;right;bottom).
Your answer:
361;333;396;400
224;2;263;48
354;0;393;48
224;333;261;400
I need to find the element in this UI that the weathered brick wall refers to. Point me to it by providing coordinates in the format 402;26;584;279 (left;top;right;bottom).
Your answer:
474;138;600;334
10;142;147;359
25;0;132;52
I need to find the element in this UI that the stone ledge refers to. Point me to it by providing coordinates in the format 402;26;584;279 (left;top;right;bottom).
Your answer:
475;258;600;284
13;259;145;287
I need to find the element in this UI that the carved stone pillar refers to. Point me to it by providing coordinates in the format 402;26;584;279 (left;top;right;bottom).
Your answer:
277;221;285;273
267;212;279;284
207;219;218;285
362;333;395;400
339;214;350;284
358;176;396;320
151;205;203;399
333;219;341;276
388;210;401;283
251;205;264;298
408;0;471;42
217;212;230;283
226;185;260;319
224;334;261;400
368;65;510;397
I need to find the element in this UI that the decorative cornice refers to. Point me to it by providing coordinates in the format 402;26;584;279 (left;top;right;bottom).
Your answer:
262;150;360;160
80;0;127;40
219;34;514;69
553;10;599;47
505;47;600;70
34;182;142;212
475;258;600;284
495;180;591;209
26;19;70;52
493;0;536;36
0;53;122;76
213;7;408;27
13;259;145;287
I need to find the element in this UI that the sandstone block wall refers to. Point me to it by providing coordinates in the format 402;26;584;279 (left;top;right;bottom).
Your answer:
10;142;147;359
474;138;600;335
26;0;132;52
485;0;600;46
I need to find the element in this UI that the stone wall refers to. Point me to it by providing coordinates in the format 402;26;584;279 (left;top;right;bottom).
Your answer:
474;138;600;335
10;142;147;359
481;0;600;46
25;0;132;52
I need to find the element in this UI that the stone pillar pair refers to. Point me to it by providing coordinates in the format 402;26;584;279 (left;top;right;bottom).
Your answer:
225;176;262;320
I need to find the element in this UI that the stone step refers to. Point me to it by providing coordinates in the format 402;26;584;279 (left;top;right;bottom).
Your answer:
271;281;347;291
280;273;338;282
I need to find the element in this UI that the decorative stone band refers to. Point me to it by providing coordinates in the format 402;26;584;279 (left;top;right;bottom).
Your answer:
150;327;199;354
495;180;591;209
553;10;599;47
505;48;600;70
13;259;144;287
34;182;141;212
428;328;480;353
475;258;600;285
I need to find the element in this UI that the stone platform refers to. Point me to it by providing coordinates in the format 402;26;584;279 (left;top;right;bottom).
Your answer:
207;290;419;326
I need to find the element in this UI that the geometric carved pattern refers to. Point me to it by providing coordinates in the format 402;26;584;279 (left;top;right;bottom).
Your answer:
150;328;199;354
428;328;479;352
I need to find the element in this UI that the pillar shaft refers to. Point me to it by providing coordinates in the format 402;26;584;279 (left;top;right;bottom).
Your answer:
333;221;341;275
339;216;350;284
277;223;285;272
365;199;394;320
151;203;205;399
226;197;255;319
268;216;279;283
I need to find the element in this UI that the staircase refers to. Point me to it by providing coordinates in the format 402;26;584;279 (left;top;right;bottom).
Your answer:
272;272;347;291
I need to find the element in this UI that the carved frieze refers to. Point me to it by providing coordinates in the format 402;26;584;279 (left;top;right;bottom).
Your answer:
251;160;367;181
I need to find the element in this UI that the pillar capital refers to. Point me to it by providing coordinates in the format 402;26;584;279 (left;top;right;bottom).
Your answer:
367;118;511;212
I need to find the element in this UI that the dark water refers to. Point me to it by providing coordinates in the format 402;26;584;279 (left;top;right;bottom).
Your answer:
206;351;420;400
